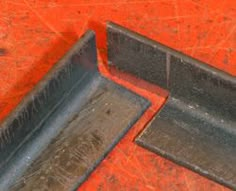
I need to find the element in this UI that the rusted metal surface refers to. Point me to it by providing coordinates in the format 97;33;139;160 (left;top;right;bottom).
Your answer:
0;30;149;191
107;22;236;190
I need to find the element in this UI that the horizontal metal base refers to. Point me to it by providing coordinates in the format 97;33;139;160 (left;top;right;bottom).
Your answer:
136;97;236;189
0;30;149;190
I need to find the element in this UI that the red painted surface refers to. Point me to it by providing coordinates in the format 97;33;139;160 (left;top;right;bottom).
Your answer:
0;0;235;190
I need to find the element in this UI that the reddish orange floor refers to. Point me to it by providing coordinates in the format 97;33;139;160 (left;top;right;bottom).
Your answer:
0;0;235;190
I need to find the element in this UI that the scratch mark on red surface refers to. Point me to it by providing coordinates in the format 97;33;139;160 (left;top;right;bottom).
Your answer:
209;24;236;62
174;0;180;43
183;171;191;190
23;0;70;44
6;1;26;6
190;19;214;56
40;0;171;8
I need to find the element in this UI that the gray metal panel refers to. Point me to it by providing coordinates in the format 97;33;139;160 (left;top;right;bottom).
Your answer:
169;55;236;124
107;22;167;89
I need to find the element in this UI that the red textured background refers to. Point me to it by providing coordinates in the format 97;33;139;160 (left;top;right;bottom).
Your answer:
0;0;235;190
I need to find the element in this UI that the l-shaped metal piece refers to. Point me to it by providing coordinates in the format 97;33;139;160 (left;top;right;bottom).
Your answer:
0;30;149;191
107;22;236;190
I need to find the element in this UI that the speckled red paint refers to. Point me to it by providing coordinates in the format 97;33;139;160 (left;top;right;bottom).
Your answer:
0;0;235;190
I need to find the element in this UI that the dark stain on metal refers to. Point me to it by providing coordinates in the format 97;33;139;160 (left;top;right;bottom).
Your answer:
0;30;149;191
107;22;236;190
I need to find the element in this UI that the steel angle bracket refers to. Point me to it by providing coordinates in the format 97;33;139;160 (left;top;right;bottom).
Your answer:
0;30;150;191
107;22;236;189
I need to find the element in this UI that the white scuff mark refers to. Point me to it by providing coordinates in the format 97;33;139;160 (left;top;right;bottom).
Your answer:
188;105;195;109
